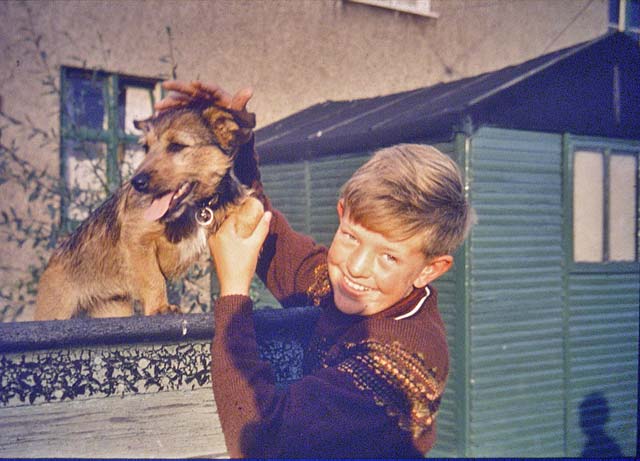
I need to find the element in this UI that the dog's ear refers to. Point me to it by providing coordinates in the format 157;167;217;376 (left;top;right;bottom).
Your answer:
202;106;255;153
233;133;262;191
134;118;152;133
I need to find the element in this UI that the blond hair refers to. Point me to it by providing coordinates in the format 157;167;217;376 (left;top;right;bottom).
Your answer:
340;144;472;258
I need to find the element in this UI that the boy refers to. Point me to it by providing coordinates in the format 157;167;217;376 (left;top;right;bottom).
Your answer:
157;82;473;458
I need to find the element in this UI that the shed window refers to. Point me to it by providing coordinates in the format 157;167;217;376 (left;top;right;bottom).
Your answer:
573;149;638;263
60;67;161;226
609;154;638;260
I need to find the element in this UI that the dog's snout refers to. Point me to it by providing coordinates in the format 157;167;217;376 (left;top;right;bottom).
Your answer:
131;173;151;193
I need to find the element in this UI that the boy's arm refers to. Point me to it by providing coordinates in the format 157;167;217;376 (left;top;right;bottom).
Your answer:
256;205;329;307
211;296;382;458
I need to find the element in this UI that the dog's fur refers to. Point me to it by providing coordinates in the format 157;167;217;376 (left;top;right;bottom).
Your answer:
35;103;262;320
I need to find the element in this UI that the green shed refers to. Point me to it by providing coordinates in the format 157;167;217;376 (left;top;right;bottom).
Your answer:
255;32;640;457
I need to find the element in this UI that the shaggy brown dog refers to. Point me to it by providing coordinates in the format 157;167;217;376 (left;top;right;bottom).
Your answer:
35;103;262;320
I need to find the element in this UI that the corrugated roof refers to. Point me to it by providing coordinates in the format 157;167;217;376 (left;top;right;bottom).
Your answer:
255;32;640;162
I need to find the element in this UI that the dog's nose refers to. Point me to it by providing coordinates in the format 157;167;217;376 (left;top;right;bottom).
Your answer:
131;173;150;192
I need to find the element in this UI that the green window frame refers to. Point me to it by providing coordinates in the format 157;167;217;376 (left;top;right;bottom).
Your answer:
566;136;640;271
58;68;217;314
59;66;162;230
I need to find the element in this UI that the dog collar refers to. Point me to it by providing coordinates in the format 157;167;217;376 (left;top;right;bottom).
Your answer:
195;206;214;226
195;195;219;227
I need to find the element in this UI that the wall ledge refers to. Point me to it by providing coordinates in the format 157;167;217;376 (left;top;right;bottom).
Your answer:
0;306;321;353
0;307;321;408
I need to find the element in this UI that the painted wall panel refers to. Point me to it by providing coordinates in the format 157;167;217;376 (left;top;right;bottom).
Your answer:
566;271;639;457
260;162;309;234
467;127;565;456
426;268;460;457
564;136;639;457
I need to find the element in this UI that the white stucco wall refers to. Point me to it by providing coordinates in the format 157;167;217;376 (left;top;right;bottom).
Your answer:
0;0;608;320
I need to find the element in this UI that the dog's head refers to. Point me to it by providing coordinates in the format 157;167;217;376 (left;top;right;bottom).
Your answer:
130;102;257;225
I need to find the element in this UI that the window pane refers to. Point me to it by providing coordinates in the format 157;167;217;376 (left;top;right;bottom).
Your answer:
120;84;160;135
574;151;604;262
120;143;145;181
64;140;108;221
63;72;106;131
609;154;638;261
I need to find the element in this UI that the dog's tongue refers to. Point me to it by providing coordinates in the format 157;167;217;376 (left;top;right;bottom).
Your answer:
144;192;174;222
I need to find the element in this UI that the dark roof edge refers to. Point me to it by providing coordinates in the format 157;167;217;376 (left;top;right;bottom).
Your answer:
464;32;617;110
257;112;461;163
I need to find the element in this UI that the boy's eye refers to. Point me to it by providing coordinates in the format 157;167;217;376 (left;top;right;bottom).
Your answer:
167;142;187;153
342;230;357;241
382;254;397;264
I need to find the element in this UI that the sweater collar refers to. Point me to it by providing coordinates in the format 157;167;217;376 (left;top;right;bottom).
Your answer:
366;286;432;321
394;286;431;320
325;285;433;324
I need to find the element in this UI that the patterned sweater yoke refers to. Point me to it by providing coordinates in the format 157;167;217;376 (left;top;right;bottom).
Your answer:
305;264;449;451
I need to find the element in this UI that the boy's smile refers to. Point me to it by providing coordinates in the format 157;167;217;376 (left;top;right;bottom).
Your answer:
327;202;447;316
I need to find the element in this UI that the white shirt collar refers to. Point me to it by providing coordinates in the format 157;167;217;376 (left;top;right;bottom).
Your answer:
394;286;431;321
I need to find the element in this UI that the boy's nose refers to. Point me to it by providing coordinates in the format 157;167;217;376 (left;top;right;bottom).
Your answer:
347;247;372;278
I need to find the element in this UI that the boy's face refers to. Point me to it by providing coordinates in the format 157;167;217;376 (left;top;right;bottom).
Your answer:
327;201;452;316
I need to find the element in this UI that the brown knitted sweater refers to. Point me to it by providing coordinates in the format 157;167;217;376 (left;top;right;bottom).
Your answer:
211;208;449;458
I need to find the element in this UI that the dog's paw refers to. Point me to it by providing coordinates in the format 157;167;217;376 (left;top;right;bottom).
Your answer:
147;304;184;315
234;197;265;238
166;304;184;314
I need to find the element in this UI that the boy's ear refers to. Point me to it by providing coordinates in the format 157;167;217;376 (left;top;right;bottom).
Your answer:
337;199;345;219
413;255;453;288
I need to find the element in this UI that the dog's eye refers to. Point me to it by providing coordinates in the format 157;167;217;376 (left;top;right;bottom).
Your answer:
142;143;149;154
167;142;187;153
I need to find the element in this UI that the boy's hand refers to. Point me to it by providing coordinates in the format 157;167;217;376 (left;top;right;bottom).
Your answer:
208;201;272;298
155;80;253;113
